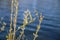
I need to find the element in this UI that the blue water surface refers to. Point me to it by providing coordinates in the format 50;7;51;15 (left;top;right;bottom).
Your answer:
0;0;60;40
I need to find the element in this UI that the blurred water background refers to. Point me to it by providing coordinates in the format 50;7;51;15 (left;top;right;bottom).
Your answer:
0;0;60;40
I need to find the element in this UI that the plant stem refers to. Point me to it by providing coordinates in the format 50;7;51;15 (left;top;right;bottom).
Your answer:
13;0;18;40
8;0;14;40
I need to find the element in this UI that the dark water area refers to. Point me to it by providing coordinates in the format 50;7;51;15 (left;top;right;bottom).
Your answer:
0;0;60;40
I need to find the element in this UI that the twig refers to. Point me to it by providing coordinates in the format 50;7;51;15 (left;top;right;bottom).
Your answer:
33;13;44;40
7;0;14;40
13;0;18;40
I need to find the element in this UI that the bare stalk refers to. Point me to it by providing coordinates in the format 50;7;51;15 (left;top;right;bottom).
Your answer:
13;0;18;40
7;0;14;40
33;13;44;40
